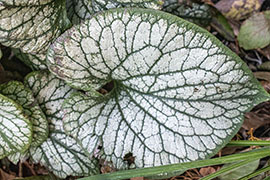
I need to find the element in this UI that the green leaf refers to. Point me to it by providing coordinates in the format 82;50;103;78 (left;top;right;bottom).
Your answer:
0;93;32;159
0;81;48;147
0;0;69;54
48;8;269;170
24;71;99;178
218;159;259;180
211;13;235;41
238;11;270;50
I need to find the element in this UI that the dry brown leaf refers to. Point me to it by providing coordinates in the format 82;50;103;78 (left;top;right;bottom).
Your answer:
260;80;270;93
242;101;270;131
215;0;265;20
254;71;270;82
243;112;270;131
0;169;16;180
219;146;241;156
199;166;217;177
131;177;144;180
258;46;270;60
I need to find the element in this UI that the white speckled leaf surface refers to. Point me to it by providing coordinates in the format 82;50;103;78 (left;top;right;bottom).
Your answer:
0;81;48;147
24;71;99;178
66;0;162;24
49;8;269;169
0;0;69;54
0;94;32;159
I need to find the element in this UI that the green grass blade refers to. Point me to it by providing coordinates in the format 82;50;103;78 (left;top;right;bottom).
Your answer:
239;165;270;180
200;159;260;180
227;140;270;146
78;147;270;180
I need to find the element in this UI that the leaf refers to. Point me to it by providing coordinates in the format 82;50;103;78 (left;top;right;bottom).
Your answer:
0;81;48;147
0;93;32;159
218;159;259;180
238;11;270;50
0;168;15;180
24;71;99;178
0;0;70;54
258;61;270;71
13;49;47;70
163;0;212;27
91;0;163;11
47;8;270;170
7;151;29;165
66;0;94;24
14;175;53;180
66;0;162;24
215;0;264;20
211;13;235;41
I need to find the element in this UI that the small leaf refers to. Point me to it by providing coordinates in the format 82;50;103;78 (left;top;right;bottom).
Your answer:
0;81;48;147
0;94;32;159
238;11;270;50
48;8;270;170
218;159;259;180
215;0;264;20
258;61;270;71
0;0;70;54
24;71;99;178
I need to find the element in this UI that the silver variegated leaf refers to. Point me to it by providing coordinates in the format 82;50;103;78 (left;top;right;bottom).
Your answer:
66;0;94;24
24;71;99;178
48;8;269;169
0;93;32;159
0;0;70;54
13;49;47;70
7;151;29;165
0;81;48;147
66;0;162;24
163;0;211;27
91;0;163;10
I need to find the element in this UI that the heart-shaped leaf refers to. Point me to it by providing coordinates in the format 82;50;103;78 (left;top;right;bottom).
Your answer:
24;71;99;178
0;93;32;159
0;81;48;147
47;8;269;169
0;0;69;54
